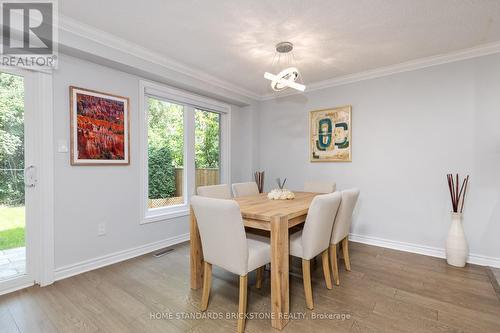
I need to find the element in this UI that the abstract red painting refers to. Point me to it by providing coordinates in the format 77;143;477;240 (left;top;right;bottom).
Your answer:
70;87;129;165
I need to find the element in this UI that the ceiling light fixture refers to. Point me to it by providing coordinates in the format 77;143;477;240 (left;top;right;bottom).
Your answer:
264;42;306;92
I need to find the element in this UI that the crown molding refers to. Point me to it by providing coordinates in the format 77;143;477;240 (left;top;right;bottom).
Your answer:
58;15;261;102
260;41;500;101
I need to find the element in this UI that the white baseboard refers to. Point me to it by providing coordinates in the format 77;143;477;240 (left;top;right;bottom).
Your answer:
0;282;35;297
0;275;35;296
54;233;189;281
349;233;500;268
469;253;500;268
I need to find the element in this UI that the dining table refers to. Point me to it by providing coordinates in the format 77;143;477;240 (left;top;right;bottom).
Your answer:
190;191;319;330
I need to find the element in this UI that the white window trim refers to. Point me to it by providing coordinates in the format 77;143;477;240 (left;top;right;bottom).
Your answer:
139;80;231;224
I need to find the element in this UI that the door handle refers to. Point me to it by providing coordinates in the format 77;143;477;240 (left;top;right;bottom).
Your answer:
24;165;37;188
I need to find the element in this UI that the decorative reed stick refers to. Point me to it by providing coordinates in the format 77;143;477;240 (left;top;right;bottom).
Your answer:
276;178;287;190
459;175;469;213
254;171;265;193
446;174;470;213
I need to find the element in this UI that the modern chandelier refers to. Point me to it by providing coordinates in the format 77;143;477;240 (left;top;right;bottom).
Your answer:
264;42;306;92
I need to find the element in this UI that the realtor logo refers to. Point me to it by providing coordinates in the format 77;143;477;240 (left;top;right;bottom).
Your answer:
1;0;58;69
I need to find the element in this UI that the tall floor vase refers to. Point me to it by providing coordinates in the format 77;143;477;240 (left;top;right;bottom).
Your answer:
445;213;468;267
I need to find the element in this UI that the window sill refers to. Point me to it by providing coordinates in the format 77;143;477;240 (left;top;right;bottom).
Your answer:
141;208;190;225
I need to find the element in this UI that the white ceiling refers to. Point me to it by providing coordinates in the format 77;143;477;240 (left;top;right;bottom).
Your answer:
60;0;500;97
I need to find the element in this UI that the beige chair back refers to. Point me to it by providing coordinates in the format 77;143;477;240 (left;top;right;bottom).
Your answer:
304;181;336;193
197;184;232;199
300;192;342;260
232;182;259;198
331;188;360;244
191;196;248;275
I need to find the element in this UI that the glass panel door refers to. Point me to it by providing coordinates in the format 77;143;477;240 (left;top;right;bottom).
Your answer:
0;71;26;281
194;109;221;188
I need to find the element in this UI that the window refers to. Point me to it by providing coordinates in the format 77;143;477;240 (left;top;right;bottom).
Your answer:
147;98;184;209
140;81;230;223
195;109;221;188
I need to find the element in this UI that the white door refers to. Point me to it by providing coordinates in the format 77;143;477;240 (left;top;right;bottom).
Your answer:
0;68;40;293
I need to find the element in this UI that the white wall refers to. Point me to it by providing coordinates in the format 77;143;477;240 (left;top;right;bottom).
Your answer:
257;53;500;262
52;55;254;272
231;104;256;182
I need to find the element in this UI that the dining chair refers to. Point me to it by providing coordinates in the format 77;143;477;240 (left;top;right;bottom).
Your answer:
289;192;342;309
232;182;259;197
191;195;270;333
329;188;360;286
304;181;336;193
197;184;232;199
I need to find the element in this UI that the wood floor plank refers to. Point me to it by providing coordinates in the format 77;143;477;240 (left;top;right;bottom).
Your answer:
487;267;500;301
29;284;99;332
79;268;189;333
351;253;500;316
5;288;58;333
395;289;500;333
352;310;460;333
55;276;135;333
377;248;490;278
373;297;438;322
0;295;20;333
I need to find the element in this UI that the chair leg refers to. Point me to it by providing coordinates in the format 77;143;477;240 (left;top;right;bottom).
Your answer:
342;237;351;271
201;262;212;311
321;250;333;289
330;244;340;286
256;266;264;289
310;256;316;271
302;259;314;310
237;275;248;333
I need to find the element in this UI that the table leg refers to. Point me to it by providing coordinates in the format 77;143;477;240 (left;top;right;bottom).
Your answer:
270;214;289;330
190;206;203;289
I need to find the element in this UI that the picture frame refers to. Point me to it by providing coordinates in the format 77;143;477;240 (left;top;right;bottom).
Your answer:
70;86;130;165
310;105;352;162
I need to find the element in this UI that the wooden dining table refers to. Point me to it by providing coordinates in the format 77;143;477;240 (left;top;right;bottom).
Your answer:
190;191;318;330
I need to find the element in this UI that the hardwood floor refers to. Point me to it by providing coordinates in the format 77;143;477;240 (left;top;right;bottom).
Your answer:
488;267;500;301
1;241;499;333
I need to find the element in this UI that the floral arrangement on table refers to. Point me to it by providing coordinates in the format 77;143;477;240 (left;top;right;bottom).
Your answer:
267;178;295;200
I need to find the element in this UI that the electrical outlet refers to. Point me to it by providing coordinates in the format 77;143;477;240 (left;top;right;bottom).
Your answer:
98;223;106;236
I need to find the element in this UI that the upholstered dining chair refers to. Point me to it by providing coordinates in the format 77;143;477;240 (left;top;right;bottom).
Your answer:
289;192;342;309
232;182;260;198
190;196;270;333
304;181;336;193
329;188;360;286
197;184;232;199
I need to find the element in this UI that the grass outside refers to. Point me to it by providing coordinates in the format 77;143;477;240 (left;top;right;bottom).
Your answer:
0;206;25;251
